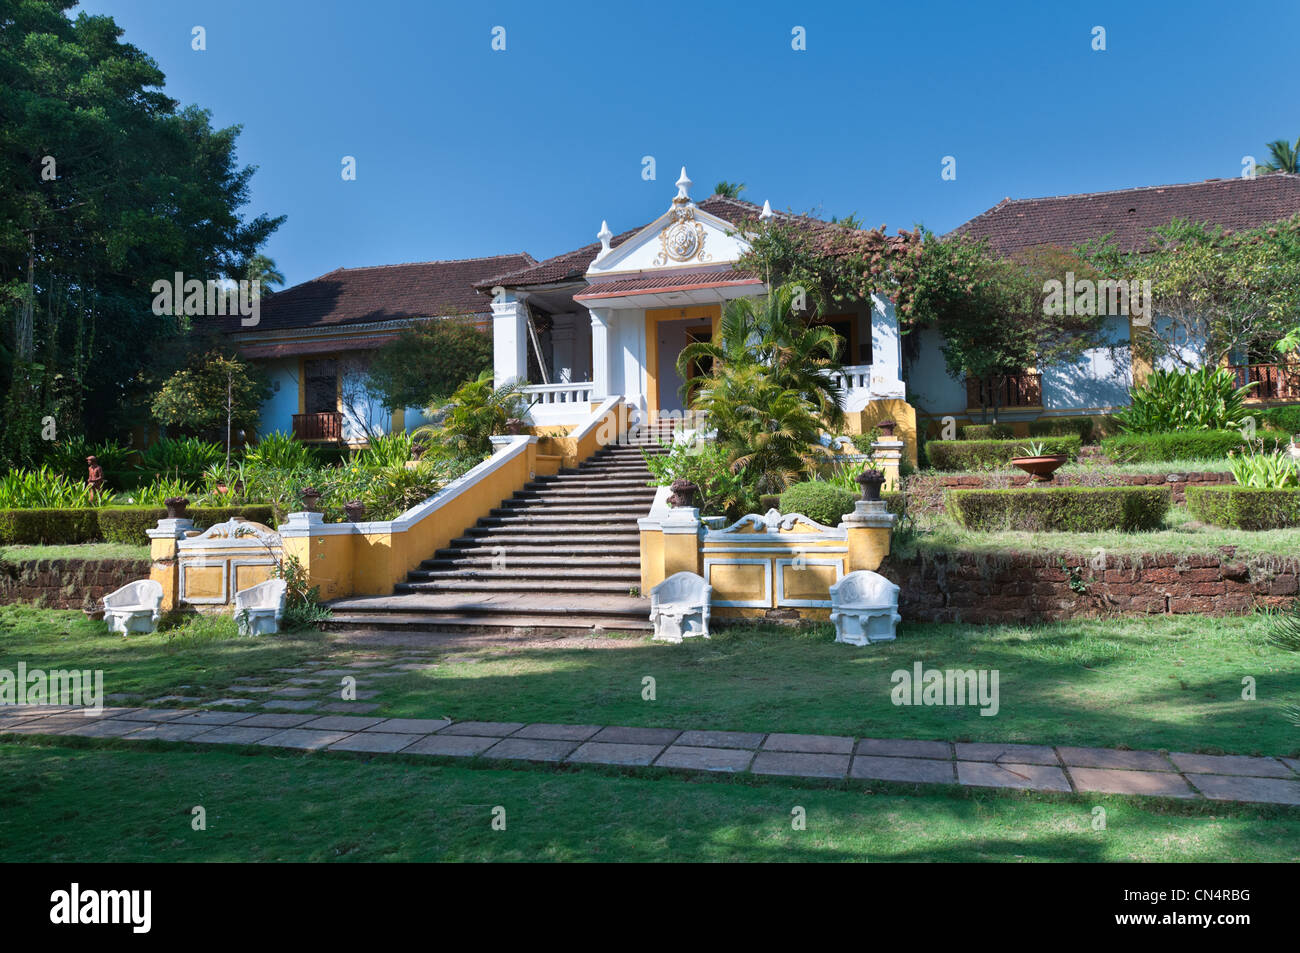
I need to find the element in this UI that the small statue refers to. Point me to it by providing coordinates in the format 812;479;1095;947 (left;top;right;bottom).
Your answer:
86;455;105;497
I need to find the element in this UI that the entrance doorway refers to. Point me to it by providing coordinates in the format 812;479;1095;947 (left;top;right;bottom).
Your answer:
647;305;720;418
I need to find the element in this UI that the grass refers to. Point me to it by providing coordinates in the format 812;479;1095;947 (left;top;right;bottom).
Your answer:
0;739;1296;862
3;605;1297;757
899;506;1300;561
0;542;150;562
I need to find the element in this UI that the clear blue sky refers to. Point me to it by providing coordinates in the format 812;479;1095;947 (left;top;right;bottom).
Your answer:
81;0;1300;287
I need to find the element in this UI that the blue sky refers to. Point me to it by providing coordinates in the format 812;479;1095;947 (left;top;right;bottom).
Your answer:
82;0;1300;287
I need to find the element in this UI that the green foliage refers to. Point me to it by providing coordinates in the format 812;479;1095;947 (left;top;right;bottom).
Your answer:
1101;430;1246;463
136;437;225;472
1258;405;1300;435
959;423;1012;440
642;438;756;519
1186;486;1300;530
1268;602;1300;653
246;432;318;470
366;316;493;409
352;432;414;469
42;437;135;483
151;352;270;444
0;466;101;508
925;436;1081;471
1117;367;1256;434
414;371;528;458
1227;440;1300;488
778;481;858;526
1028;416;1112;444
0;509;103;545
119;475;199;507
97;506;274;544
946;486;1171;532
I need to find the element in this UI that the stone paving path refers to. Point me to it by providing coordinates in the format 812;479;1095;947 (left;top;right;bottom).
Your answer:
3;703;1299;806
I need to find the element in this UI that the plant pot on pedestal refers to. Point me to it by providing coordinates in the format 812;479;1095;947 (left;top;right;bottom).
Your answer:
164;496;189;520
856;469;886;502
300;487;322;513
1010;455;1068;482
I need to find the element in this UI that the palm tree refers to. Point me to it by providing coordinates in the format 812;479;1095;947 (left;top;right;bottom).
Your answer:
413;370;528;457
712;181;746;199
243;254;286;296
1257;137;1300;174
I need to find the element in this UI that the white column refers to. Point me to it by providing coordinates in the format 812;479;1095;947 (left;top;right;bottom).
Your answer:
589;307;611;400
492;292;529;387
869;293;906;399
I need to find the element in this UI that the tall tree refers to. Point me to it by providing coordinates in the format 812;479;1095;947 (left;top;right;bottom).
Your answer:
712;181;746;199
1257;137;1300;174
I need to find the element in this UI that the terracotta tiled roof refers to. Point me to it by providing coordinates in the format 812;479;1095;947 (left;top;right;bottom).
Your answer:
480;196;881;290
238;335;398;359
226;253;534;334
574;270;762;300
950;174;1300;255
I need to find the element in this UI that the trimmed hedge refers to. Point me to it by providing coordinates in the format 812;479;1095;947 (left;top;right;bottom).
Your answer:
946;486;1170;532
1258;405;1300;436
1028;415;1114;444
779;482;857;526
0;505;275;546
1186;485;1300;530
926;435;1081;471
1101;430;1246;462
959;423;1013;440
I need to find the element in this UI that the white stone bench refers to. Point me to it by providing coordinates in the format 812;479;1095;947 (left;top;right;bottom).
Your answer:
649;571;711;643
234;578;287;636
828;571;901;645
102;580;164;635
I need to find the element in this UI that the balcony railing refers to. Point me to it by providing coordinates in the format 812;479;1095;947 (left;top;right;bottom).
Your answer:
522;381;595;405
292;411;342;442
1229;363;1300;402
830;364;873;393
966;372;1043;410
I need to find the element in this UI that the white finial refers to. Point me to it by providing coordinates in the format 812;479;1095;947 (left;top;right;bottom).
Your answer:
597;220;612;255
674;166;692;203
760;199;773;219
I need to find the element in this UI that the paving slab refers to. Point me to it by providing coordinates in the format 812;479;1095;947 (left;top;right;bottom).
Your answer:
752;750;850;779
1283;758;1300;775
957;760;1071;793
851;755;956;784
1057;746;1173;772
510;723;601;742
226;686;277;694
327;732;418;754
260;700;318;711
955;742;1059;765
59;719;146;739
285;677;325;686
16;713;101;731
122;722;214;742
568;741;665;766
855;738;951;760
590;726;681;746
366;718;451;734
482;738;579;762
347;661;389;669
110;708;197;722
148;695;201;704
439;721;525;737
762;733;854;755
270;687;314;698
256;729;352;751
301;715;386;732
1169;752;1292;778
1187;773;1300;805
0;719;68;733
190;725;282;745
393;663;437;671
319;703;381;714
403;734;498;757
166;711;252;727
656;745;754;773
312;669;355;677
202;698;255;708
675;729;765;749
1071;767;1196;798
236;713;318;728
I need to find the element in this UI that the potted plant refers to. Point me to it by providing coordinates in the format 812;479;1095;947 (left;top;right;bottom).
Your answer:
855;464;886;502
876;419;897;438
300;487;322;512
344;500;367;523
668;478;698;508
1010;440;1068;482
505;417;525;435
164;495;189;519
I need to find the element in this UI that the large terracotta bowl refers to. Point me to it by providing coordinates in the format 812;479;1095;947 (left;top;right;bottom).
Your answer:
1011;455;1068;482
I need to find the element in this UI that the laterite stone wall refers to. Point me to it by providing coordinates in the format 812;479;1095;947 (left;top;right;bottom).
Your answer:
0;558;150;610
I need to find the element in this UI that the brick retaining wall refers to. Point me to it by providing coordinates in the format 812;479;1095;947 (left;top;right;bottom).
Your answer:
879;549;1297;623
903;470;1233;515
0;558;150;610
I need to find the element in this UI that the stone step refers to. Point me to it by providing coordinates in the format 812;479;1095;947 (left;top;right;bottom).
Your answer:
459;528;640;543
436;542;642;557
396;578;638;595
407;567;640;584
490;504;642;517
322;612;653;634
475;514;640;528
421;554;642;570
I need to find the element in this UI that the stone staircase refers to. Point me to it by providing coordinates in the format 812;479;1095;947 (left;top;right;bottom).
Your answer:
325;424;676;635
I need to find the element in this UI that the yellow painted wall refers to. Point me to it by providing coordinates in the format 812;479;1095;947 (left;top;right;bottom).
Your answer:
858;398;919;467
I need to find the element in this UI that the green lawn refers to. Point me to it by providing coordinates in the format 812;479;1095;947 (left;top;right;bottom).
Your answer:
0;542;151;561
2;605;1297;757
1;739;1295;862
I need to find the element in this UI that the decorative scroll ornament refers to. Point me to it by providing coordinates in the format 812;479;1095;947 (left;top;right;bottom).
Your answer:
655;204;712;265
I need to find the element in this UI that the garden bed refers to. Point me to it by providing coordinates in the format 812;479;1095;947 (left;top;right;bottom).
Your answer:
904;468;1231;514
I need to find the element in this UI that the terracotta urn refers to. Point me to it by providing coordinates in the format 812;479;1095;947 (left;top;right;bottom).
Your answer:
344;500;367;523
668;478;698;508
164;496;189;519
876;419;897;438
856;468;886;502
301;487;322;512
505;418;525;435
1011;455;1068;482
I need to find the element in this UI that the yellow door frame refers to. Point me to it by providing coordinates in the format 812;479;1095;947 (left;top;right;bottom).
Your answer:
645;304;721;418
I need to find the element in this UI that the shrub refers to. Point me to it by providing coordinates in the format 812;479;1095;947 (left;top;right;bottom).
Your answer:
946;486;1170;532
0;466;102;508
1186;486;1300;530
1258;405;1300;436
779;481;857;526
644;437;756;519
1116;366;1255;433
1101;430;1246;462
1226;440;1300;488
97;506;275;544
43;437;135;484
0;508;101;544
246;431;318;470
925;435;1080;471
136;437;225;472
960;423;1012;440
1028;416;1109;444
351;432;414;469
